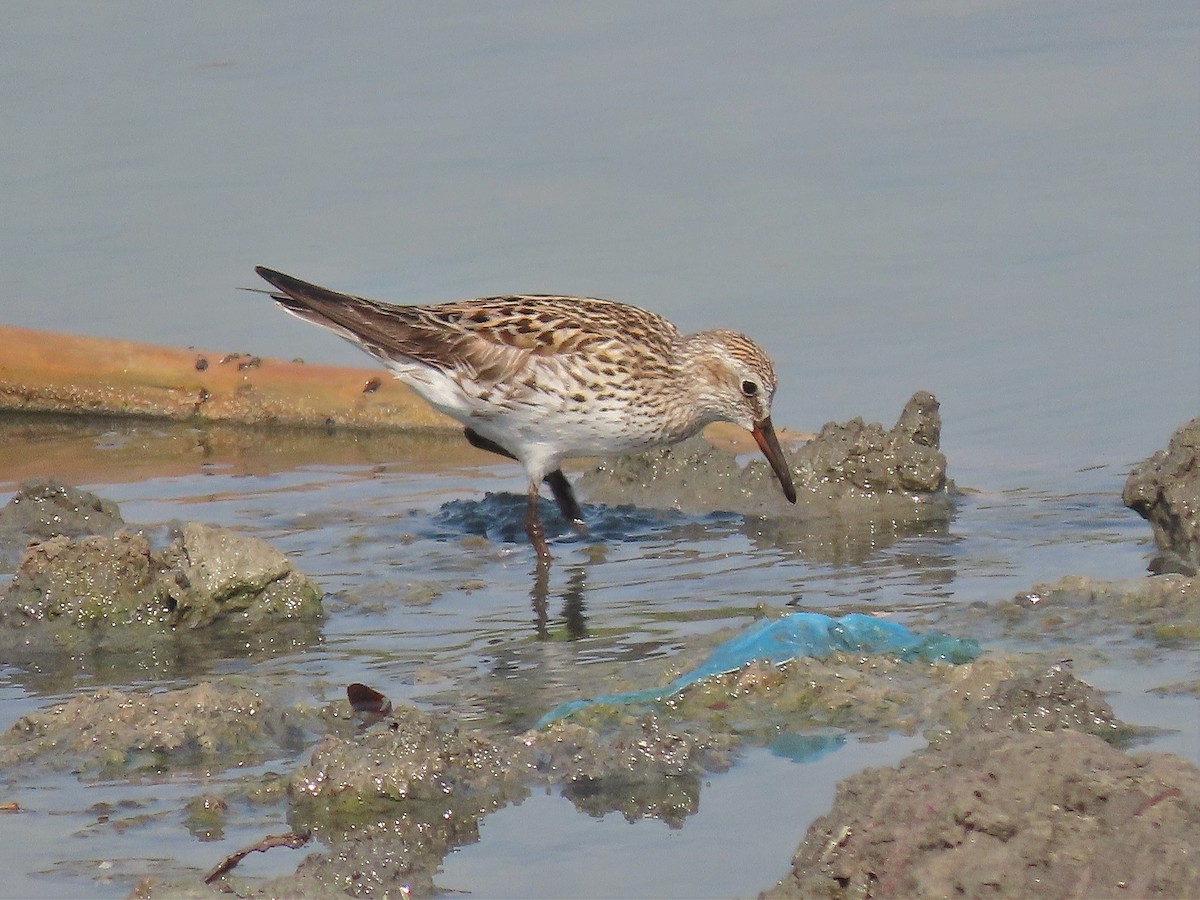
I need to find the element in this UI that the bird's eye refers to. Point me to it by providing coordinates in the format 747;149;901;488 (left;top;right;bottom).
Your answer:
741;380;759;397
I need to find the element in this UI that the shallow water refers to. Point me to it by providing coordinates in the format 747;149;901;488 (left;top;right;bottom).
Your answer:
1;2;1198;896
0;422;1195;898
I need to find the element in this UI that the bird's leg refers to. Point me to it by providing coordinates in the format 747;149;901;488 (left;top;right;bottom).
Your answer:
525;479;553;566
544;470;588;536
465;427;586;533
463;427;515;459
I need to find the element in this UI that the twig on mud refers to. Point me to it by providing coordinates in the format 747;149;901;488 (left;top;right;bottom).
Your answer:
203;829;312;884
1133;786;1181;817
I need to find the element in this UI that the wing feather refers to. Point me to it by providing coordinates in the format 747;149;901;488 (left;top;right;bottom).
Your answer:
253;267;679;387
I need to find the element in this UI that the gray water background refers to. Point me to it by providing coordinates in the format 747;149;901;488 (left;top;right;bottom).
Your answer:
0;3;1198;897
4;2;1197;487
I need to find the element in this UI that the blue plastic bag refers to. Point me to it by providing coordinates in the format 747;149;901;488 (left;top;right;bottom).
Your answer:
537;612;979;728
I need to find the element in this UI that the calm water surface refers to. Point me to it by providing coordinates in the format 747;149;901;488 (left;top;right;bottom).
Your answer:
1;3;1197;897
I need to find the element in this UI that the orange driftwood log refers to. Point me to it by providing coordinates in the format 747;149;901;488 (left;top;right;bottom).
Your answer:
0;325;804;452
0;324;456;431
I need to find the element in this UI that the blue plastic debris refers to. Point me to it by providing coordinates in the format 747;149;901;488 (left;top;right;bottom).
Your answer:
536;612;980;728
767;730;846;763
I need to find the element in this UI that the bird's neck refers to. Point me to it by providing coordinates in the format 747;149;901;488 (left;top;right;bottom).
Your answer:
668;333;732;436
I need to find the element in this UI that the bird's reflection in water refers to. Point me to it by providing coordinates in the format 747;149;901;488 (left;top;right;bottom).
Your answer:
530;563;589;641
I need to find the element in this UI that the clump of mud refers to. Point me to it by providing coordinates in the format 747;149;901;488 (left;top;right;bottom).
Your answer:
580;391;951;524
0;680;321;778
291;704;531;806
950;664;1127;738
2;520;322;630
963;573;1199;646
531;715;739;826
1124;415;1200;575
604;637;1138;753
0;479;124;569
790;390;947;500
767;730;1200;899
0;479;322;633
0;480;324;684
275;703;534;898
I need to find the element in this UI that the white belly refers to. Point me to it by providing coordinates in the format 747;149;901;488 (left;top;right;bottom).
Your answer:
382;359;682;479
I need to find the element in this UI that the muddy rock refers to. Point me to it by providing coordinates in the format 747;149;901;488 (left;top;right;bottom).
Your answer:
0;681;320;777
1124;416;1200;575
970;573;1200;646
2;521;322;630
2;530;172;625
580;391;951;523
290;703;530;806
660;648;1012;744
207;699;740;896
531;715;738;826
272;703;532;898
952;664;1130;740
767;730;1200;899
0;478;124;569
790;390;948;499
164;522;323;627
0;480;322;631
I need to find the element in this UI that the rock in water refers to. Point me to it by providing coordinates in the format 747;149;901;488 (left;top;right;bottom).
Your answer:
1124;416;1200;575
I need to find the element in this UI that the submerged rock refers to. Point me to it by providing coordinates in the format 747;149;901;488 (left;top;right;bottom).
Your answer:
1124;416;1200;575
969;573;1200;647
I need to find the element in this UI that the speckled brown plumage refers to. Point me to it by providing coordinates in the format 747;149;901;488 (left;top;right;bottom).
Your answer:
255;266;796;564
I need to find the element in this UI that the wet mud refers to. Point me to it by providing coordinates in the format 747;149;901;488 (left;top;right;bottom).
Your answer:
1;681;324;779
1;480;322;632
0;478;124;569
581;390;951;523
767;729;1200;900
1124;414;1200;575
6;591;1189;898
0;480;324;691
576;391;954;567
0;405;1198;897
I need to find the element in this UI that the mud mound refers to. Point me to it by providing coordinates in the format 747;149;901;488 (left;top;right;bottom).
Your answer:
770;730;1200;899
3;521;322;630
1124;416;1200;575
0;681;321;777
580;391;952;524
0;479;124;569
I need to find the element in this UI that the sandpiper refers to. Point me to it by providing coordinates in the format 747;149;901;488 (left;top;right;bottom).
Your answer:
254;267;797;563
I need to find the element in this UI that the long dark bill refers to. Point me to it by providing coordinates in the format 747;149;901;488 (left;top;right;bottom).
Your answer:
751;416;797;504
